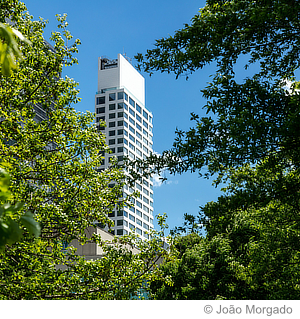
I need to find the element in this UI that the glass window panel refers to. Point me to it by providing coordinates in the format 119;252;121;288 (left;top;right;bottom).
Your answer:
136;114;141;122
96;107;105;114
136;201;142;208
129;108;135;117
109;104;116;110
109;139;115;145
109;93;116;101
136;131;142;139
136;104;141;113
129;117;135;125
129;97;135;107
129;134;135;142
136;218;142;226
96;96;105;104
143;110;148;120
129;125;135;134
136;209;142;217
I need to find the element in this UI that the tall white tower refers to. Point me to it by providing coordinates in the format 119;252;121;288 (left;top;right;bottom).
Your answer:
95;54;154;239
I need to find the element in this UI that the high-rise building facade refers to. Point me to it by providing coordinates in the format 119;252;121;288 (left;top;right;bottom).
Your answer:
95;54;154;240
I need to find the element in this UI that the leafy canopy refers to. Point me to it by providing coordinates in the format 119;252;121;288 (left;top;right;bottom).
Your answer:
0;0;168;299
134;0;300;299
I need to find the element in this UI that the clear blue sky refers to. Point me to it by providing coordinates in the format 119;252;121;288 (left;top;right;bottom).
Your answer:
24;0;223;232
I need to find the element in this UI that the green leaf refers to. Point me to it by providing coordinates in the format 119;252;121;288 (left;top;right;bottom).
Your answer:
20;211;41;238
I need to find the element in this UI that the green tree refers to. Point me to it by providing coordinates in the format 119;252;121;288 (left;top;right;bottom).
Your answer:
133;0;300;299
0;0;167;299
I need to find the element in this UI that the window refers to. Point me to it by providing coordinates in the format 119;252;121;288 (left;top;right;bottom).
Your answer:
143;110;148;120
136;149;142;157
136;228;142;235
136;140;142;148
150;201;153;207
149;116;153;124
143;129;148;137
136;104;141;113
129;97;135;107
118;102;127;110
136;123;141;131
117;138;123;144
124;121;128;128
109;147;115;153
136;218;142;226
117;210;125;217
118;112;123;118
143;137;148;145
143;206;149;213
109;122;116;128
143;197;149;204
143;120;148;129
150;192;153;199
117;229;123;235
96;96;105;104
143;223;149;230
129;151;135;159
117;220;123;226
144;232;149;239
109;104;116;110
143;145;148;154
136;209;142;217
109;113;116;119
136;201;142;208
143;214;149;222
129;108;135;117
136;131;142;139
136;114;141;123
117;147;123;153
129;125;135;134
117;120;123;126
136;183;142;191
129;117;135;125
129;134;135;142
129;223;135;230
143;180;149;187
149;126;152;133
109;93;116;101
109;130;115;136
109;139;115;145
129;206;135;213
129;214;135;222
143;188;149;196
129;142;135;151
117;129;123;135
118;91;128;101
96;107;105;114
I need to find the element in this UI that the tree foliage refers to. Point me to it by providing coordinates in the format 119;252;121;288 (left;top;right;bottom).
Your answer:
134;0;300;299
0;0;167;299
